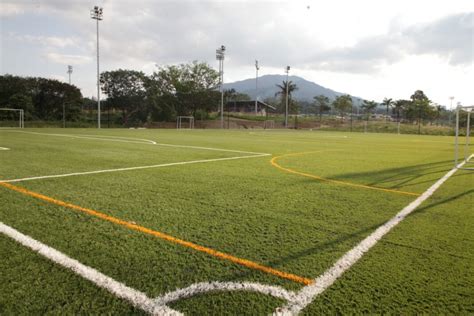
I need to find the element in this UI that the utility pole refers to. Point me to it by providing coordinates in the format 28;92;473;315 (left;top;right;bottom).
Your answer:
216;45;226;129
285;66;290;128
91;6;103;129
255;60;259;115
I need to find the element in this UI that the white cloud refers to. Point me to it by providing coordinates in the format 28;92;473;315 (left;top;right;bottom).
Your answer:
45;53;92;65
12;33;80;49
1;0;473;105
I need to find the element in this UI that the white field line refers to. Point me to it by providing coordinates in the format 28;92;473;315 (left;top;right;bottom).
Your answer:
4;130;269;155
276;153;474;315
0;147;10;150
6;130;158;145
153;281;298;306
0;222;181;316
0;154;270;183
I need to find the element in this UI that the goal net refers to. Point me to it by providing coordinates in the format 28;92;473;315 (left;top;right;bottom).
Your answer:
454;105;473;169
0;108;24;128
176;116;194;129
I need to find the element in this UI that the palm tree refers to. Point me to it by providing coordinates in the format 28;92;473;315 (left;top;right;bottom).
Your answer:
313;94;330;123
392;100;405;122
361;100;378;122
275;80;298;113
381;98;394;121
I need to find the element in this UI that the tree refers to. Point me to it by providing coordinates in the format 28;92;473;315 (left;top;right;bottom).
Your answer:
275;80;298;113
381;98;394;121
392;99;409;122
407;90;431;134
100;69;147;125
0;75;82;121
148;61;220;121
433;104;444;125
332;94;352;121
224;88;251;102
313;94;330;123
361;100;378;122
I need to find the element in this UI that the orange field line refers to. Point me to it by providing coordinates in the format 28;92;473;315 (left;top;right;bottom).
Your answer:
0;181;313;286
270;152;420;197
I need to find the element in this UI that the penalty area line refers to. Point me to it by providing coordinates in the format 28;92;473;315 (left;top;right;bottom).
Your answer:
4;130;269;156
0;153;270;183
277;154;474;315
0;222;181;315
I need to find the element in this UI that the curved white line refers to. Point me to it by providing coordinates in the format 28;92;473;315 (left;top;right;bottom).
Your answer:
7;131;157;145
153;281;298;307
3;130;269;155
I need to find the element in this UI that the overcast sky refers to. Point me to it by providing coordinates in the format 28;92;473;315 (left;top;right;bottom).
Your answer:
1;0;473;107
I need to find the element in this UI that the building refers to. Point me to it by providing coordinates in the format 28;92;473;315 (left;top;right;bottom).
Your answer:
225;100;276;116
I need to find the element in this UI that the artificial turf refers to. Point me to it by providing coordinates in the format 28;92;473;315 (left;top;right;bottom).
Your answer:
0;128;472;314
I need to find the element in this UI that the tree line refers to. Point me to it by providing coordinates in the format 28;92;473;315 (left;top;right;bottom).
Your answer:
0;66;462;128
0;75;82;121
99;61;220;125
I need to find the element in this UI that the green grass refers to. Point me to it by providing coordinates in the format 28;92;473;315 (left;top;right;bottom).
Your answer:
0;128;472;314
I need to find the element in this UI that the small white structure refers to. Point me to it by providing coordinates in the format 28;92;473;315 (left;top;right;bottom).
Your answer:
454;105;473;169
176;116;194;129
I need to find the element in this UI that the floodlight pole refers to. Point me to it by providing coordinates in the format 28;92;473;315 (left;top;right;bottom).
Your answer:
91;6;103;129
449;96;454;126
285;66;290;128
67;65;73;84
216;45;226;129
255;60;259;115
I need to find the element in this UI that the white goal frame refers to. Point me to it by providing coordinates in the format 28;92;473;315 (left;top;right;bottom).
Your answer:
454;105;473;169
0;108;24;128
176;116;194;129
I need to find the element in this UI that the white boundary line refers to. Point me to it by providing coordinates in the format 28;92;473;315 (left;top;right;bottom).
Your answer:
0;154;270;183
0;221;182;316
1;219;304;314
0;147;10;150
3;130;269;155
276;153;474;315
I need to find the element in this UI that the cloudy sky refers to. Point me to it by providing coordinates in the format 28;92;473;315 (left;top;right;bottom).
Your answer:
1;0;473;107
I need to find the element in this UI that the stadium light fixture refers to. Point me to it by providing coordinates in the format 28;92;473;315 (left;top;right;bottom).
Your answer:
67;65;73;85
216;45;226;128
285;65;290;128
91;6;103;129
449;96;455;125
255;60;260;115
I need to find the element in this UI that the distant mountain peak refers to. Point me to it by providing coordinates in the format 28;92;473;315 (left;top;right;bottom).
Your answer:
223;74;359;102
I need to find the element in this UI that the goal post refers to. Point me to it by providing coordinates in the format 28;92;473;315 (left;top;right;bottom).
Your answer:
0;108;24;128
454;105;473;169
176;116;194;129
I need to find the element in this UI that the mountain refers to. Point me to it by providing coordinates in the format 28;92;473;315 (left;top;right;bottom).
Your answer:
223;74;359;103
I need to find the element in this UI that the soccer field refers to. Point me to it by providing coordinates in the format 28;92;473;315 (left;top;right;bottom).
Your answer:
0;128;472;315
